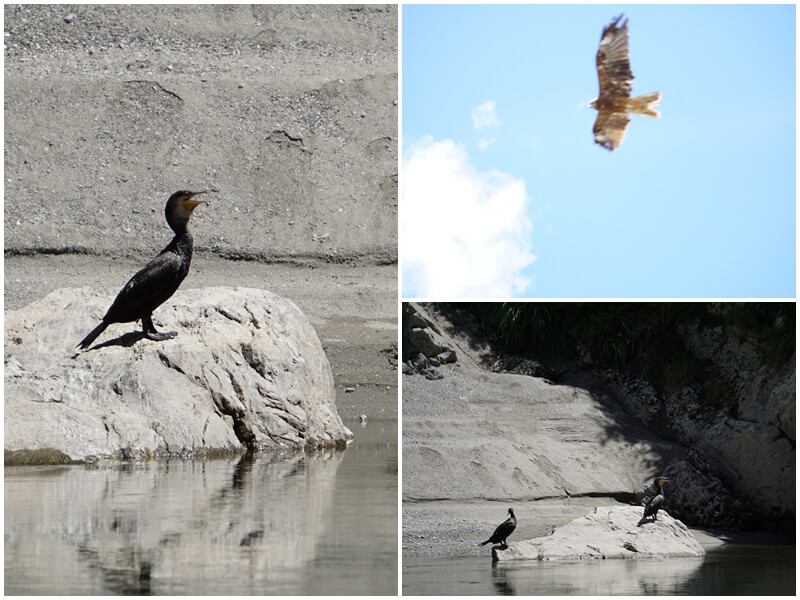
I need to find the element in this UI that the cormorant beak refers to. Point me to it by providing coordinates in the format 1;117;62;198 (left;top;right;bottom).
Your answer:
183;191;207;211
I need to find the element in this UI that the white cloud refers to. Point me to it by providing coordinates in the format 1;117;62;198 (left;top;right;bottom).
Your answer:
471;100;500;130
477;137;497;150
402;137;536;298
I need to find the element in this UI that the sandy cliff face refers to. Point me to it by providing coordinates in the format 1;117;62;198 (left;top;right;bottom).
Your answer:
4;4;397;264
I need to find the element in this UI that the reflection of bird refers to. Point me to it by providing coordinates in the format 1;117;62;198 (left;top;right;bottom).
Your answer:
77;190;207;350
589;14;661;151
480;508;517;547
638;477;669;526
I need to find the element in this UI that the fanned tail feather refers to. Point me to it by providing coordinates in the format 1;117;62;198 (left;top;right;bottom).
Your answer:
631;92;661;117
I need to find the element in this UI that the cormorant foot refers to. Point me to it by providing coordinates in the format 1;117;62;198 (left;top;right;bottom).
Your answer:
145;330;178;341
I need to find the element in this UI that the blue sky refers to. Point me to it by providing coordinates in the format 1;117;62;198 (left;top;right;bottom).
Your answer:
401;4;796;298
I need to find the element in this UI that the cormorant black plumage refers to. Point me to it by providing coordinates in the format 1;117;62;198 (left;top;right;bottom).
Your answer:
637;476;669;526
77;190;206;350
480;508;517;547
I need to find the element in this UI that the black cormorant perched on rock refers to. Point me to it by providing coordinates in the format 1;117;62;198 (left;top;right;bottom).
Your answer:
77;190;207;350
637;476;669;526
480;508;517;547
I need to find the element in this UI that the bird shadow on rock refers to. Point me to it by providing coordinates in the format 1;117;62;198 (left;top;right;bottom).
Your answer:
81;331;149;353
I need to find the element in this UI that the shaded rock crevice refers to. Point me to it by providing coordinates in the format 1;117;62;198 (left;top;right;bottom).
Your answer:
217;368;258;450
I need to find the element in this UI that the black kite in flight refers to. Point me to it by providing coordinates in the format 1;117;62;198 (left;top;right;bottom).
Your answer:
590;15;661;151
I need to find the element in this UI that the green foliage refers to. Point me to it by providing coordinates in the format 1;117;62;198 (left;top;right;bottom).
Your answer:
662;353;708;394
488;302;794;408
492;303;578;356
720;303;795;368
492;303;706;368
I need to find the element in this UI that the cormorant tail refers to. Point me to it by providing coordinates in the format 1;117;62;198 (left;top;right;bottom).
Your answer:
77;321;108;350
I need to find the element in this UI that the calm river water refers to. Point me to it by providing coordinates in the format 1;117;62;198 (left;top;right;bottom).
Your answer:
5;419;397;595
403;544;795;595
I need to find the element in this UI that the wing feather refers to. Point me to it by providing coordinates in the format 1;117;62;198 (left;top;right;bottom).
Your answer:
596;15;633;100
593;110;630;151
104;251;185;322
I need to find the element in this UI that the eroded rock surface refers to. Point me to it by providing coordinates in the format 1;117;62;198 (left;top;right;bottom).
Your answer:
5;287;352;463
401;303;457;379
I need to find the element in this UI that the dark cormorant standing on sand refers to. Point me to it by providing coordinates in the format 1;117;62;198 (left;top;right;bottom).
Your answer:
480;508;517;547
77;190;207;350
637;476;669;526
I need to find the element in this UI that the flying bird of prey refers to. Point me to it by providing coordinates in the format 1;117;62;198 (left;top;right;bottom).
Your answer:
589;15;661;151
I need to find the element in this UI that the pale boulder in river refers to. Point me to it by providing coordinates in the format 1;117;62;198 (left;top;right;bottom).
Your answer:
494;506;705;562
5;287;352;463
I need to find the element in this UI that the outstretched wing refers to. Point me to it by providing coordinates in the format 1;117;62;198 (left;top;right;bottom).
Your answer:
596;15;633;101
593;110;630;152
593;14;635;150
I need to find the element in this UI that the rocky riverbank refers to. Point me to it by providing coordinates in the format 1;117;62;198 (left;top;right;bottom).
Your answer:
402;303;795;558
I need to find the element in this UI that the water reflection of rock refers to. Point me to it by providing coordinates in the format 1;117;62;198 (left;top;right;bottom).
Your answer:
491;556;704;595
5;452;344;594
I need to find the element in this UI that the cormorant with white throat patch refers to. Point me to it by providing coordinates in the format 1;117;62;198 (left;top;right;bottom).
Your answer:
77;190;207;350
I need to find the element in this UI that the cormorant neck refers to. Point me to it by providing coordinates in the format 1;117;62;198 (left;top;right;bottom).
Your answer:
165;230;193;261
164;197;194;234
167;215;190;235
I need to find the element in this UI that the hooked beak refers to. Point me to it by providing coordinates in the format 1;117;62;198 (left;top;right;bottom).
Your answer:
183;190;208;211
